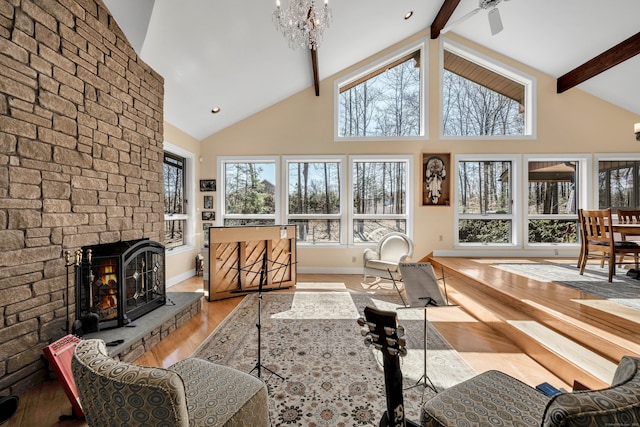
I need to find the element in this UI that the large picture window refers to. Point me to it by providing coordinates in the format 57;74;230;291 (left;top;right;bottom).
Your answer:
285;157;345;244
598;158;640;211
351;156;412;243
442;39;535;138
525;157;584;245
456;156;516;245
335;41;426;140
219;158;278;226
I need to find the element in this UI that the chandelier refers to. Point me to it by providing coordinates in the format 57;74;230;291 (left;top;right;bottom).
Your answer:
273;0;332;51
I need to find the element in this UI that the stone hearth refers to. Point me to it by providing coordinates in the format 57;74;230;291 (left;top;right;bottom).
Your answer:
83;292;202;363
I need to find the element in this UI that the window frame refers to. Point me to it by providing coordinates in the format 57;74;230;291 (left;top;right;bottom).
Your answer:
163;142;196;254
523;154;590;248
595;153;640;212
454;154;521;248
283;155;347;246
348;154;414;245
217;156;280;227
334;39;428;142
440;38;537;140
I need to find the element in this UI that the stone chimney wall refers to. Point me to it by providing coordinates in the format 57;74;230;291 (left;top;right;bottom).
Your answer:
0;0;164;395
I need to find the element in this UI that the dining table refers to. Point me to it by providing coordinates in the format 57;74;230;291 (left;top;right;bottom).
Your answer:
611;223;640;239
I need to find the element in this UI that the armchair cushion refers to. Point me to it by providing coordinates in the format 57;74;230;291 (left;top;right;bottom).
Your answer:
421;356;640;427
420;370;551;427
72;339;269;427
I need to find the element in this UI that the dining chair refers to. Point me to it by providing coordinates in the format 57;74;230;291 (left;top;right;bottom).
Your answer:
617;209;640;267
579;208;640;282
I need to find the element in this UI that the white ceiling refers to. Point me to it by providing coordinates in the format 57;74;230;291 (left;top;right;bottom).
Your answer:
103;0;640;141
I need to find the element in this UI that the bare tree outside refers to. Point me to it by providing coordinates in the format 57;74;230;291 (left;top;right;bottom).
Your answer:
339;53;421;137
443;70;524;136
163;153;185;248
353;161;407;242
288;161;340;243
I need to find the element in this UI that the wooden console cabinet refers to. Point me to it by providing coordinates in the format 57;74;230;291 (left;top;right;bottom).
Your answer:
206;225;296;301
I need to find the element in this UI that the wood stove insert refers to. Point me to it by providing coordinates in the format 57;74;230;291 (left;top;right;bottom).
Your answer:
74;239;166;332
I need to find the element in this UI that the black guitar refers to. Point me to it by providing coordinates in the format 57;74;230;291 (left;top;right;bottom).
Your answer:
358;306;420;427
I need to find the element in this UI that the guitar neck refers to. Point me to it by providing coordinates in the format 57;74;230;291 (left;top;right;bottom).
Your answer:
381;352;406;427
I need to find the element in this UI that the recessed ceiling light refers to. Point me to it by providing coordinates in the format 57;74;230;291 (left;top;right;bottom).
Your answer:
404;11;413;20
211;107;221;114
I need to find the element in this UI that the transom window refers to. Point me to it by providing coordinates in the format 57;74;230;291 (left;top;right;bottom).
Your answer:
442;39;535;138
335;40;426;140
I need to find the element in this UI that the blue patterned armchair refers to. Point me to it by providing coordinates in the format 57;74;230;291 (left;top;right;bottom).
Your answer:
421;356;640;426
71;339;269;427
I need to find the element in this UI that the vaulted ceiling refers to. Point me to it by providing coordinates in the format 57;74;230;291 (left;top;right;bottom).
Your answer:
103;0;640;141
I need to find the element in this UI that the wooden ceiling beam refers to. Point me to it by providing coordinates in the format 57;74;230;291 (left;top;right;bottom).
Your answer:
557;31;640;93
311;48;320;96
430;0;462;39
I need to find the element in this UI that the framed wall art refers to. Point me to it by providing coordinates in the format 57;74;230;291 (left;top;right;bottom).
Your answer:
203;195;214;209
422;153;450;206
199;179;216;192
202;211;215;221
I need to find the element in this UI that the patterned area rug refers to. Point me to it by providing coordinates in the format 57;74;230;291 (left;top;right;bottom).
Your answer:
192;291;476;426
495;262;640;310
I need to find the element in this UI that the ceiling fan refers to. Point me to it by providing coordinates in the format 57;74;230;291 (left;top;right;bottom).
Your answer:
441;0;511;36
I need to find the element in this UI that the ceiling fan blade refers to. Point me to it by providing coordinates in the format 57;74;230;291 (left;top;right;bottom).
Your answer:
487;7;503;35
441;7;481;34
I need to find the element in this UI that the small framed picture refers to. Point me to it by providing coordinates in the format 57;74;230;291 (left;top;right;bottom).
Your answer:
199;179;216;192
203;222;213;230
203;195;214;209
201;211;215;221
422;153;451;206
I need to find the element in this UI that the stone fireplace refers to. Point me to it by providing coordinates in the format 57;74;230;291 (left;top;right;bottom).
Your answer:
0;0;167;395
75;239;166;332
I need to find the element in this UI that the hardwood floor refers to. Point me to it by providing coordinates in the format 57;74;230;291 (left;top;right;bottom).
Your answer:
9;259;631;426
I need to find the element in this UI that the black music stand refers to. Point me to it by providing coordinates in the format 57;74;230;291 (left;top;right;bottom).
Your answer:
248;253;284;381
398;262;449;393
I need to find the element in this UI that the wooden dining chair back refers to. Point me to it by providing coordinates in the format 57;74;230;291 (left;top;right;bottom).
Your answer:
579;208;640;282
616;209;640;267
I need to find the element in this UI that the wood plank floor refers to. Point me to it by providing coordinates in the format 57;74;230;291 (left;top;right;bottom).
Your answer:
9;258;632;426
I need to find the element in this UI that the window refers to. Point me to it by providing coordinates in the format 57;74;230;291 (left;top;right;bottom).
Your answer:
598;158;640;211
456;156;516;245
441;39;535;138
219;157;278;226
163;145;195;251
526;158;584;245
335;40;426;140
285;157;345;244
164;152;185;249
351;156;412;243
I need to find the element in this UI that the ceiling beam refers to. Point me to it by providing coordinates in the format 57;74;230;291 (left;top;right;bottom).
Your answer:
557;31;640;94
430;0;462;39
311;49;320;96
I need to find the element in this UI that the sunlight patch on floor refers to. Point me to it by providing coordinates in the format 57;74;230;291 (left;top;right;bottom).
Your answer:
295;282;347;290
270;291;359;319
572;299;640;324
